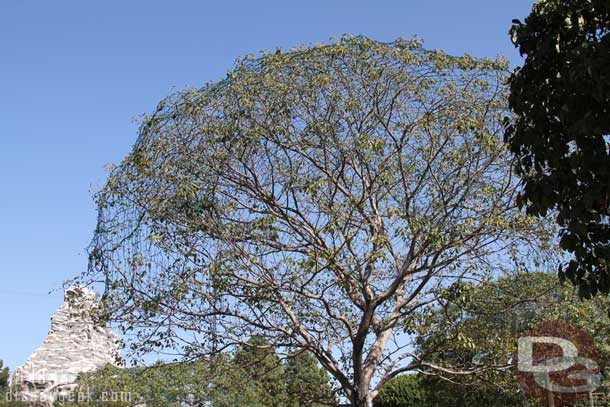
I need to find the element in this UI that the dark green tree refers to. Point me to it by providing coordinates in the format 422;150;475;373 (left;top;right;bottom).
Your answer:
372;375;427;407
228;336;291;407
0;360;9;393
284;353;337;407
505;0;610;297
373;374;522;407
56;357;275;407
57;344;337;407
55;361;215;407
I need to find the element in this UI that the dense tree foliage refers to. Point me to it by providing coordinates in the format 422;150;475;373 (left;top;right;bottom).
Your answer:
371;375;427;407
373;272;610;406
78;35;552;406
505;0;610;297
224;336;290;407
373;374;523;407
415;272;610;405
211;340;336;407
284;352;336;407
55;361;213;407
0;361;9;394
56;339;335;407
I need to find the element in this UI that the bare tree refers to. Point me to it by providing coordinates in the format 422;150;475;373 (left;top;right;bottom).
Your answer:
80;36;552;407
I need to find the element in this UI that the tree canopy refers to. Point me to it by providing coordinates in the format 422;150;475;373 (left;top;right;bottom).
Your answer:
284;352;336;407
505;0;610;297
416;271;610;405
79;36;552;407
372;375;427;407
376;271;610;406
56;340;336;407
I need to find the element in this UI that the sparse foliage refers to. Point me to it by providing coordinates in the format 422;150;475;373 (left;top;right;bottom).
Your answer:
80;36;551;406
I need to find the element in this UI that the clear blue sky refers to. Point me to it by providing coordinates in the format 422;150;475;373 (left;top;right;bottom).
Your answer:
0;0;535;370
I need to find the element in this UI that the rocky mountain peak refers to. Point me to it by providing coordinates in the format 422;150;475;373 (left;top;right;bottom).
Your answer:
12;286;121;406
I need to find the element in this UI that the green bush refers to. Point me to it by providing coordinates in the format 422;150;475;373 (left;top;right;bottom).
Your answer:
373;375;427;407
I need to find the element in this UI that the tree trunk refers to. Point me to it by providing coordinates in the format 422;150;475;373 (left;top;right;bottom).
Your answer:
352;391;371;407
353;399;369;407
